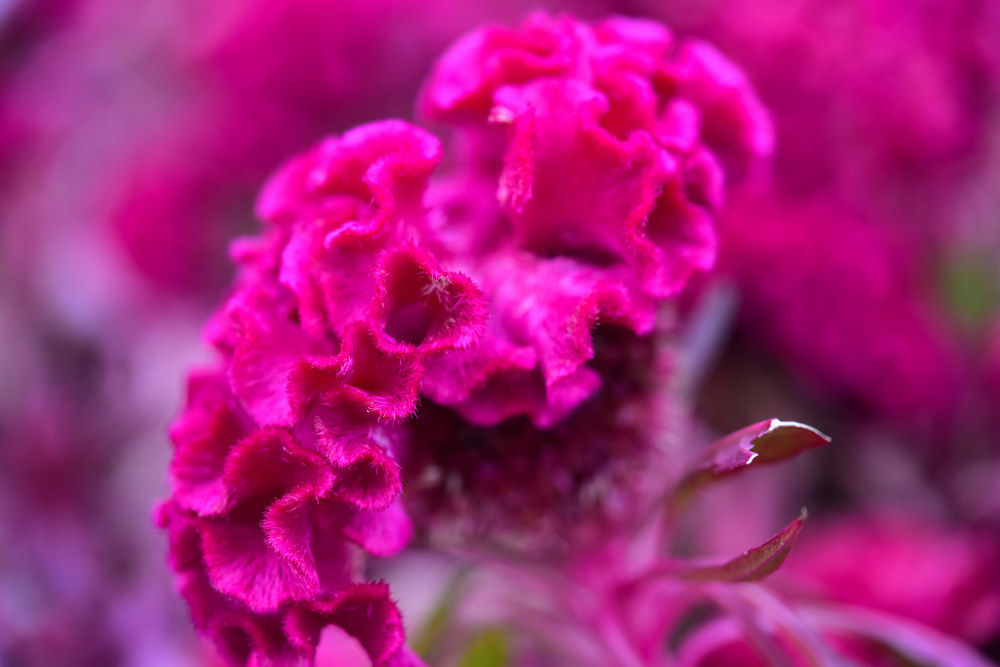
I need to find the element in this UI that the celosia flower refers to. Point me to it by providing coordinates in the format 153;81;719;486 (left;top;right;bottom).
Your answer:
650;0;999;216
646;0;1000;428
784;513;1000;644
160;13;772;663
718;193;965;423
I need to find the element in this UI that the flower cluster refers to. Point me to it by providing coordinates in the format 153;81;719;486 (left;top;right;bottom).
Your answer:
158;13;772;664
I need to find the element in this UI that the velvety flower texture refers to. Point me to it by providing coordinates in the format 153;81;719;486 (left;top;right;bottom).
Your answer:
159;13;770;665
156;369;420;666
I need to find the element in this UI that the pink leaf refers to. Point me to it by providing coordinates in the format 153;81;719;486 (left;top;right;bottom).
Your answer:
680;509;808;583
671;419;830;510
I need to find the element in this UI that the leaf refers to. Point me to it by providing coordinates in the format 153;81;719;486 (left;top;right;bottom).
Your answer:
938;253;1000;331
411;568;471;660
680;509;808;583
670;419;830;511
457;629;509;667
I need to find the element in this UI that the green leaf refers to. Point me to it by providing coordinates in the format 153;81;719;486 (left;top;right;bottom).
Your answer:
458;629;509;667
412;568;470;660
938;253;1000;332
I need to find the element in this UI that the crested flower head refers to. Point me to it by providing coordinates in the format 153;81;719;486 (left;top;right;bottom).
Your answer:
159;12;771;664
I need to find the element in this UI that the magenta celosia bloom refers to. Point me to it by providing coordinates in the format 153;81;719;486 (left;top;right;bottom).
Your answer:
784;513;1000;644
159;13;772;664
4;2;998;665
719;193;965;423
647;0;1000;428
652;0;999;211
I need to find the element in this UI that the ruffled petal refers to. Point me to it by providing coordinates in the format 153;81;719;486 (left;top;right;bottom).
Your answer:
200;515;316;614
419;13;584;119
289;322;422;421
284;582;406;665
320;425;403;511
229;311;332;426
370;243;487;354
169;372;248;515
221;427;333;508
341;499;414;557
